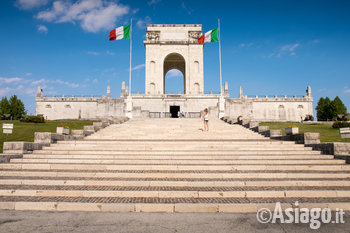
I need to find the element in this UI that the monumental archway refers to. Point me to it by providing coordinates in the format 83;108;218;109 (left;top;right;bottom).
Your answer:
163;53;185;94
144;24;204;95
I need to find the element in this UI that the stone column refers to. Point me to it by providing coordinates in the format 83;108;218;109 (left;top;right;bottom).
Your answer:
125;95;133;118
239;86;243;98
218;96;225;118
107;86;111;98
121;81;126;97
36;86;42;97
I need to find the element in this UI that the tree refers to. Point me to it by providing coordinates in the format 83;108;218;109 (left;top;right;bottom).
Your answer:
316;96;347;121
0;97;11;119
316;97;326;121
323;97;337;120
8;95;26;120
333;96;347;116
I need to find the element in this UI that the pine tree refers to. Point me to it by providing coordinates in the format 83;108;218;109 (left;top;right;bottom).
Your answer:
0;97;11;119
8;95;26;120
323;97;337;120
316;97;326;121
332;96;347;116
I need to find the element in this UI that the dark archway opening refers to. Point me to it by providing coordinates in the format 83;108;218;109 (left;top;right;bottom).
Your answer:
170;106;180;118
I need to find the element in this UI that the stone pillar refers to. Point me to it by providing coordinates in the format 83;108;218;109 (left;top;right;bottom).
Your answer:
125;95;133;118
218;95;225;118
107;86;111;98
121;81;126;97
239;86;243;98
36;86;42;97
224;82;228;95
306;86;312;97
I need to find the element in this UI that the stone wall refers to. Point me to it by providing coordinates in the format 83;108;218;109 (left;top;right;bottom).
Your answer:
225;95;313;122
36;95;125;120
36;92;313;121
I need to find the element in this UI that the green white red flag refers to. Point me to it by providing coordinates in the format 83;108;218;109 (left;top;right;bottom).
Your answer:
198;28;219;44
109;25;131;41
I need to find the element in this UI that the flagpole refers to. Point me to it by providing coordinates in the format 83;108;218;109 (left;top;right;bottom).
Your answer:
129;18;132;97
218;18;223;97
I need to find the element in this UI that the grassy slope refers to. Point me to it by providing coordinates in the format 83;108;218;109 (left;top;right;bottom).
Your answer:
259;122;347;143
0;120;94;153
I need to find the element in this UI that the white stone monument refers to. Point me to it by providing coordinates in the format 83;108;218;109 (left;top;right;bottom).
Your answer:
36;24;314;121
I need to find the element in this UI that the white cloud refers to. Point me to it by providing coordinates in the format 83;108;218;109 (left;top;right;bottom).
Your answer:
106;50;115;56
148;0;161;5
25;73;32;76
266;43;300;58
0;86;23;96
181;2;192;15
87;50;115;56
238;43;253;48
166;69;183;78
131;64;145;71
281;43;299;52
136;16;151;29
37;25;48;33
87;51;100;56
15;0;50;10
30;78;79;88
36;0;129;33
344;87;350;94
92;78;98;84
0;77;23;85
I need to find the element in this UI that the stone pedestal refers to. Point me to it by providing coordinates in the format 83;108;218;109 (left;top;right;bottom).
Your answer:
270;129;282;137
286;127;299;135
126;96;133;118
218;96;225;118
56;127;69;135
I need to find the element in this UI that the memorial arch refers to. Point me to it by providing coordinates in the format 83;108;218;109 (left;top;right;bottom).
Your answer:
144;24;204;95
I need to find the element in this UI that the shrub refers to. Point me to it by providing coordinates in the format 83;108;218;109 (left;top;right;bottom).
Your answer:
20;115;45;123
304;115;314;121
332;121;350;129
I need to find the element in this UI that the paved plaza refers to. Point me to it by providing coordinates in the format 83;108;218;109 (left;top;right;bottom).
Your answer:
0;210;349;233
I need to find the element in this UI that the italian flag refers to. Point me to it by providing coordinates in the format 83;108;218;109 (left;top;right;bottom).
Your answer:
198;28;219;44
109;25;131;41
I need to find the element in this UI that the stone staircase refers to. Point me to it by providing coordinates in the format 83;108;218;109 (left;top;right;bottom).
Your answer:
0;118;350;212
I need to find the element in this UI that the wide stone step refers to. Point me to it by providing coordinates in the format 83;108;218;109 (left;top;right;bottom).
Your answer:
2;179;350;187
10;158;345;165
57;140;295;144
22;154;335;160
2;170;350;179
1;188;350;199
1;163;349;171
43;146;312;151
1;198;350;212
88;136;268;139
32;150;321;155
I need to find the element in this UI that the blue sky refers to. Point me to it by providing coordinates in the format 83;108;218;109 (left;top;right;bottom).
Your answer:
0;0;349;115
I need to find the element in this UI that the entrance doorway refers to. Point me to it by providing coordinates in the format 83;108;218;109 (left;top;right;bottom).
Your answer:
170;106;180;118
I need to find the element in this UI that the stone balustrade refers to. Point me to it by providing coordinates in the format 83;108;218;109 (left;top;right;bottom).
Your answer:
1;117;129;163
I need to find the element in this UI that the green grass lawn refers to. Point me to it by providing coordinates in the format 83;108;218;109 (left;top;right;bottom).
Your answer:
259;122;348;143
0;120;94;153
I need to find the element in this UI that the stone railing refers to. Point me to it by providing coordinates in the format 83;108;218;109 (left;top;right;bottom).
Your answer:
0;117;129;163
221;116;350;162
149;112;200;118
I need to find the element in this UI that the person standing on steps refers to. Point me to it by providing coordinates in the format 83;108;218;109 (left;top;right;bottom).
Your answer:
202;108;209;131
